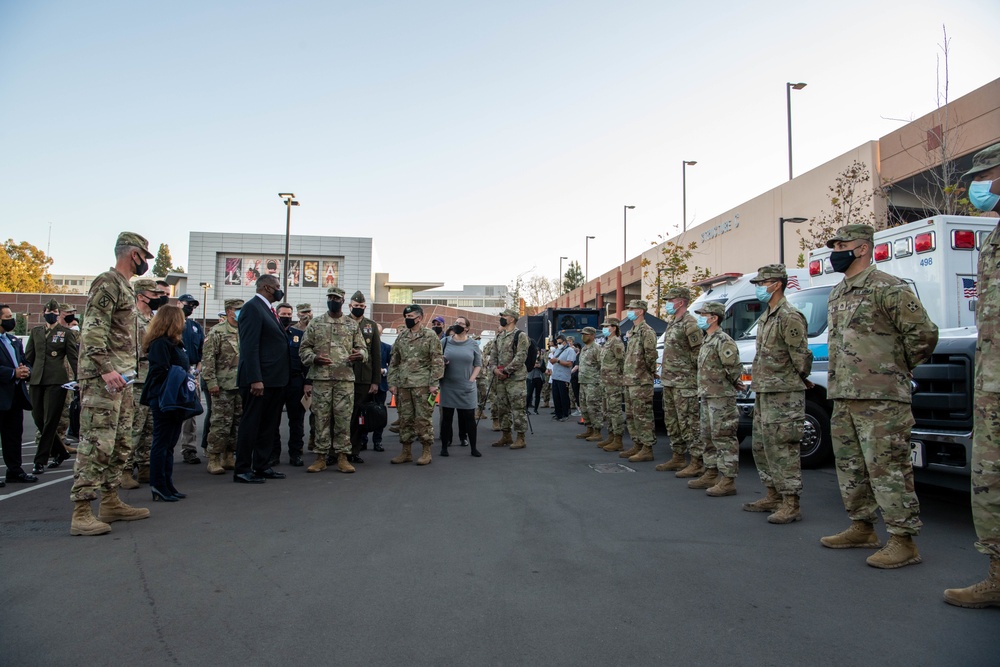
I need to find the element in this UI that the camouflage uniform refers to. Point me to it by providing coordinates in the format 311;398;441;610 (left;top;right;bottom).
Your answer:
387;318;445;447
750;266;813;497
696;318;743;478
973;220;1000;558
577;329;603;431
489;313;530;439
203;317;242;461
300;307;368;457
622;301;658;453
477;339;496;417
827;236;938;537
127;310;153;474
660;290;704;459
600;330;626;437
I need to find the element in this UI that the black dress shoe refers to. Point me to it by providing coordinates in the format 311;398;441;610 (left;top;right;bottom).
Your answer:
6;471;38;483
233;472;265;484
32;464;46;475
0;479;5;488
348;454;364;464
289;455;304;467
373;443;384;452
48;451;71;468
255;468;285;479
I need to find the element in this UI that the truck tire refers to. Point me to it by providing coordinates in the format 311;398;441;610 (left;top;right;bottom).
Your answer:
801;400;832;469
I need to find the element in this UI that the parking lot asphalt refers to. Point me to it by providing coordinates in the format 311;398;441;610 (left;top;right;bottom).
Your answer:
2;408;997;666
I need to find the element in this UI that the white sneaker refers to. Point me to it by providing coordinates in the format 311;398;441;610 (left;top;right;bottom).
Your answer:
571;410;581;417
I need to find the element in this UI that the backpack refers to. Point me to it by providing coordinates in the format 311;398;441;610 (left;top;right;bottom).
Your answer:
357;399;388;434
512;329;538;373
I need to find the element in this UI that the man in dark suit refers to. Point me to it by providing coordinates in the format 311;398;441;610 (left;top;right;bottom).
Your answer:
347;290;381;463
234;275;290;483
0;304;38;487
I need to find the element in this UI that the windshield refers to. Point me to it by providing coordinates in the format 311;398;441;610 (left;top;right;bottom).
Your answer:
740;286;833;340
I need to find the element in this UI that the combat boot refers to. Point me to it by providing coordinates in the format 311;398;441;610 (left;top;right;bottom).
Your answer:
768;495;802;523
619;442;641;459
492;431;512;448
866;534;921;569
415;444;433;465
707;476;737;497
120;469;139;490
510;432;527;450
655;452;687;472
136;466;150;483
70;501;111;536
944;558;1000;608
222;452;235;471
97;490;150;523
743;486;781;512
675;455;705;478
542;401;550;408
687;467;719;489
820;520;881;549
586;428;604;442
391;444;412;464
307;454;327;472
596;430;614;447
206;454;225;475
475;409;483;420
389;424;400;434
603;435;624;452
575;426;594;440
628;445;653;462
491;418;501;432
336;453;356;473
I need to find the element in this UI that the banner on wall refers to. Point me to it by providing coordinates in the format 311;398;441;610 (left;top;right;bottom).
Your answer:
303;261;319;287
224;258;242;285
323;261;339;287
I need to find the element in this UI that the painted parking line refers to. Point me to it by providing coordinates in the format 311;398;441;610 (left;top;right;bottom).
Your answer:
0;474;74;501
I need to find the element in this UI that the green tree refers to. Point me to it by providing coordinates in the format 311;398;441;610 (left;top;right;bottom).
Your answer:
562;261;584;293
641;239;712;317
152;243;173;277
0;239;56;292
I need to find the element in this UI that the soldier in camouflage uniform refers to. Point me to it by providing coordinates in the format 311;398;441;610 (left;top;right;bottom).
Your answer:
489;308;530;449
687;301;743;495
945;144;1000;607
745;265;813;523
575;327;604;443
656;286;705;475
202;299;244;475
300;287;368;473
69;232;153;536
478;338;499;430
387;304;444;465
120;280;167;488
620;299;658;463
821;224;938;569
597;317;626;452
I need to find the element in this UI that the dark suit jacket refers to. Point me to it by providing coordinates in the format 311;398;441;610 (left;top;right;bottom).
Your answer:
24;324;79;385
0;333;32;412
237;295;290;388
351;316;382;386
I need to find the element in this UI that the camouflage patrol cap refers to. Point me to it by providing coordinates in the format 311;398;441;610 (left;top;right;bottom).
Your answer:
499;308;519;320
826;224;874;249
627;299;648;311
662;287;692;301
296;303;312;313
59;303;77;313
750;264;788;283
964;142;1000;179
326;286;345;297
581;326;597;335
695;301;725;318
115;232;154;259
350;290;366;303
132;278;165;293
604;316;620;326
224;298;245;310
403;304;424;316
44;299;60;311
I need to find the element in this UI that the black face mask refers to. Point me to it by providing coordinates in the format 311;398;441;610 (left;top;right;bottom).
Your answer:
271;288;285;303
134;254;149;277
182;304;195;317
278;316;292;329
499;317;508;328
328;300;343;315
44;313;59;325
149;296;169;310
63;314;76;324
830;249;857;273
452;324;465;335
351;307;365;318
1;318;15;332
432;326;443;335
404;318;418;329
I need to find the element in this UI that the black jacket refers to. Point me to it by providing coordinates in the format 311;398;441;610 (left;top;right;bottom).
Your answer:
0;333;32;412
237;295;290;388
140;337;190;407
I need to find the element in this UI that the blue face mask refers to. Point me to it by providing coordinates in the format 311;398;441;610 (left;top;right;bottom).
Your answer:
969;180;1000;212
756;285;772;303
696;315;710;330
626;310;637;321
234;310;240;322
665;302;676;315
602;327;610;337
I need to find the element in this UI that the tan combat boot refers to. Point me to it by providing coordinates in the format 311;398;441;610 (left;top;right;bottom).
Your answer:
389;424;400;434
575;426;593;440
416;444;433;465
707;476;737;497
675;455;705;478
336;453;356;473
944;558;1000;608
391;443;413;464
628;444;653;463
475;409;483;420
137;466;150;483
222;452;236;471
655;452;687;472
768;495;802;523
742;486;781;512
70;500;112;536
120;469;139;490
307;454;328;472
688;467;719;489
619;442;641;459
491;418;501;432
206;454;225;475
510;432;527;450
98;490;150;523
586;428;604;442
820;520;881;549
492;431;513;448
603;435;624;452
595;430;614;447
866;534;921;569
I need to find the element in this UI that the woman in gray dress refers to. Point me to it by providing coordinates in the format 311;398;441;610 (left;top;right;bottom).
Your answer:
439;316;482;457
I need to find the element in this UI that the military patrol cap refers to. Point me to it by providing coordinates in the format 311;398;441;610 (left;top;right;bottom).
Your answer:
115;232;154;259
403;304;424;316
296;303;312;313
132;278;165;293
581;326;597;335
826;224;874;249
627;299;648;311
177;293;199;306
350;290;366;303
44;299;60;311
662;287;692;301
224;298;245;311
695;301;725;318
499;308;519;320
59;303;77;313
326;286;345;297
604;316;620;326
964;142;1000;179
750;264;788;283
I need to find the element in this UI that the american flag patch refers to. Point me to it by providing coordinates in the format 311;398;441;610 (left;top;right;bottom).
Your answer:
963;278;978;298
787;275;801;290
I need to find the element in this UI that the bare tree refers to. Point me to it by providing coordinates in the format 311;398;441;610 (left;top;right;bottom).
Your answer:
524;274;558;310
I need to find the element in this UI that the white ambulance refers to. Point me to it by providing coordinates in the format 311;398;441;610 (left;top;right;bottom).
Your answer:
685;268;811;341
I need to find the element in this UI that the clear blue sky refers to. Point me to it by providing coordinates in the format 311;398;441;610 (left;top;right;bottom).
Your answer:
2;1;998;289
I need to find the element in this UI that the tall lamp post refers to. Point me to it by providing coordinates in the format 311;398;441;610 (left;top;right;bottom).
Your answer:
786;82;807;180
623;205;635;263
682;160;697;231
559;256;568;294
585;236;595;283
779;216;808;265
278;192;300;295
199;282;212;330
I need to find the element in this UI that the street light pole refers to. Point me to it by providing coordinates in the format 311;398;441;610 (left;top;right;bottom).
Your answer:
559;256;568;294
585;236;595;283
682;161;696;232
199;282;212;330
278;193;299;295
623;205;635;263
778;217;808;265
786;82;807;181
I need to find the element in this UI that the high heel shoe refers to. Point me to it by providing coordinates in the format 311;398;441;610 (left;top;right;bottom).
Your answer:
151;486;179;502
167;487;186;499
